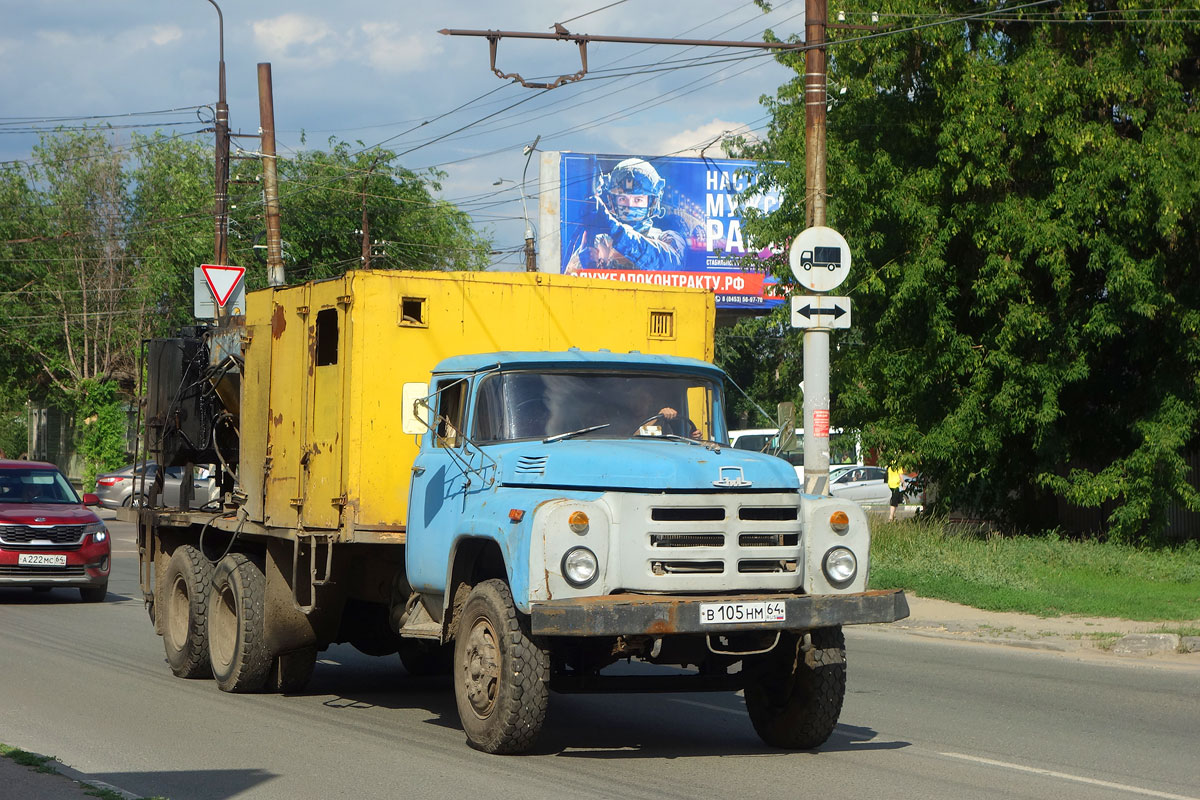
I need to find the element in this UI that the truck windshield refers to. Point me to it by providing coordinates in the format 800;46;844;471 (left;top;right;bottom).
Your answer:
473;371;722;443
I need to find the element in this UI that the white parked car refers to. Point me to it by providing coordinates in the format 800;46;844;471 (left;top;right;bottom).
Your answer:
829;465;893;505
728;428;862;485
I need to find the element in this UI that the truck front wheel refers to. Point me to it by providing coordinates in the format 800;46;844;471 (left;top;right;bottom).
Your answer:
163;545;213;678
744;626;846;749
208;553;272;693
453;579;549;754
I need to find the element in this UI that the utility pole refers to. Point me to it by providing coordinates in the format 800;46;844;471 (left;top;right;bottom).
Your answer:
359;156;379;269
521;135;540;272
257;63;285;287
801;0;831;496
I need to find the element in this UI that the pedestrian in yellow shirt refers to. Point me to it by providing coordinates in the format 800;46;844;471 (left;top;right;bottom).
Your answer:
887;464;905;521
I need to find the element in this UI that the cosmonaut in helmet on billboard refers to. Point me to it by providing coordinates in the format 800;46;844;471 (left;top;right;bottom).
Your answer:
566;157;686;272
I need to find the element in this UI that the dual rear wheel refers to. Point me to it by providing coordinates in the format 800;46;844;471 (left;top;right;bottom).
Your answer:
160;547;315;693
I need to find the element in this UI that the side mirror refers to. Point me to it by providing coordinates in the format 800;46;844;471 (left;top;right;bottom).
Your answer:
82;492;101;506
401;382;430;434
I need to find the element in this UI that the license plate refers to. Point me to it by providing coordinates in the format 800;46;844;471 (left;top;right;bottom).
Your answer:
17;553;66;567
699;601;786;624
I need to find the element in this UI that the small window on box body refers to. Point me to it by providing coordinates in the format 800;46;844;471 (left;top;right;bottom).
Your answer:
400;296;427;327
315;308;338;366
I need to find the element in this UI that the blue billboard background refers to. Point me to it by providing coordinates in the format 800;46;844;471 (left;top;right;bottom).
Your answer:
557;152;783;309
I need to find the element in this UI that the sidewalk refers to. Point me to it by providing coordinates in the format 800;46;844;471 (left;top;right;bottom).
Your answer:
885;594;1200;661
0;752;140;800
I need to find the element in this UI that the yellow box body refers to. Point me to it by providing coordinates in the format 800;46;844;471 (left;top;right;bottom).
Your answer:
240;270;715;537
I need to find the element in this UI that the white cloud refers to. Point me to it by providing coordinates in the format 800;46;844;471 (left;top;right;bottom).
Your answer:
252;14;340;67
250;15;441;74
650;118;750;159
360;23;442;73
148;26;183;47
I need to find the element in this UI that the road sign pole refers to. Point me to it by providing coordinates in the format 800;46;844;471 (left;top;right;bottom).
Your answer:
802;0;830;495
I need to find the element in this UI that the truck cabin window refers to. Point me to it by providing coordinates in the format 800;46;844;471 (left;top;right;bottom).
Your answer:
434;379;467;448
473;371;721;443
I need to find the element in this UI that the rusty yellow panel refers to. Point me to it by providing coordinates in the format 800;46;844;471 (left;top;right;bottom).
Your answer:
260;284;311;529
301;298;347;530
244;270;713;536
238;321;272;521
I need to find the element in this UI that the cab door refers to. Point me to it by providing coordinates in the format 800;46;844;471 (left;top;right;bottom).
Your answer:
405;377;471;594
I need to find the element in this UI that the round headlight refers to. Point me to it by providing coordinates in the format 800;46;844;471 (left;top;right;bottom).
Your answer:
568;510;589;534
823;546;857;586
561;546;599;588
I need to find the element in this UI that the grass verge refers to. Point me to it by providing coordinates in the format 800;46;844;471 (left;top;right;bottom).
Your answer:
867;518;1200;621
0;743;167;800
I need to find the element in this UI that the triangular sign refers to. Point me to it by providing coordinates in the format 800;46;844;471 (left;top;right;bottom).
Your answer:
201;264;246;307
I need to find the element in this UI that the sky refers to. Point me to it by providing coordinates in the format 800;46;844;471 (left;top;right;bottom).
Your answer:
0;0;802;270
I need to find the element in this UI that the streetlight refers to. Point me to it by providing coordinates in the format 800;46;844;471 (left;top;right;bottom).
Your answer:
520;135;541;272
204;0;230;270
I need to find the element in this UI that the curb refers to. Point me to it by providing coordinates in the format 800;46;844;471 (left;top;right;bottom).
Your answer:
1;750;144;800
53;761;142;800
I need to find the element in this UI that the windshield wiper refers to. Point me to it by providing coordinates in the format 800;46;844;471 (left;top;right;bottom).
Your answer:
543;423;610;443
652;433;722;452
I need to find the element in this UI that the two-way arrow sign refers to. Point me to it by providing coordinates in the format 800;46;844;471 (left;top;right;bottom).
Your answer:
790;295;852;329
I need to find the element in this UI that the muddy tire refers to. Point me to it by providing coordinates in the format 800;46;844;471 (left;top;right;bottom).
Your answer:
208;553;271;693
399;639;453;677
744;626;846;749
268;647;318;694
163;545;213;678
453;579;549;754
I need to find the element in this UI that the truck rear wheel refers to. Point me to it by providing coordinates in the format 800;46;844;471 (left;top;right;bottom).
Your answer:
453;579;549;754
744;626;846;749
208;553;271;693
163;545;213;678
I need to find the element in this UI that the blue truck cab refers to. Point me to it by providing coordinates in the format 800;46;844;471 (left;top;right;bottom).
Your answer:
401;349;908;754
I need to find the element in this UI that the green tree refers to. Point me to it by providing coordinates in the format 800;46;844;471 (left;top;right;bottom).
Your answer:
715;312;804;429
229;138;491;282
128;132;214;335
0;130;144;394
735;2;1200;541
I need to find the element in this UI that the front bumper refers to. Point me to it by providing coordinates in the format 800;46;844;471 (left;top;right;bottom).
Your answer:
530;588;908;637
0;545;111;588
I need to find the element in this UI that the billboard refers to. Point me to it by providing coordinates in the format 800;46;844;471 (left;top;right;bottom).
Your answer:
539;152;783;310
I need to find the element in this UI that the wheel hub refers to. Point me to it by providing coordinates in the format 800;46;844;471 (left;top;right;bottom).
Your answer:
167;575;190;648
462;615;500;718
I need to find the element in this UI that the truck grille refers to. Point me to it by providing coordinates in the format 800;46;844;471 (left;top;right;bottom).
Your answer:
0;525;86;547
629;493;804;591
650;533;724;548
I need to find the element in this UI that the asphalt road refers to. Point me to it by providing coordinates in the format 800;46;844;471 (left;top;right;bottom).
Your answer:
2;517;1198;800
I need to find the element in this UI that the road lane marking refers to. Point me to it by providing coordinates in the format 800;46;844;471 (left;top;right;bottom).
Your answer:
940;752;1200;800
668;698;744;716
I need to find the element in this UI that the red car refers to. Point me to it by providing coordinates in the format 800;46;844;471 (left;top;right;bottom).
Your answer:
0;460;111;602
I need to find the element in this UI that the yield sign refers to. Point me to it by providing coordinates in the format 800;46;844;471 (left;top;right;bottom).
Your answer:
201;264;246;307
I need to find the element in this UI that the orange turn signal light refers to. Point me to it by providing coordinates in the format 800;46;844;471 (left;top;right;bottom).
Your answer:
569;510;589;533
829;510;850;533
509;508;525;523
